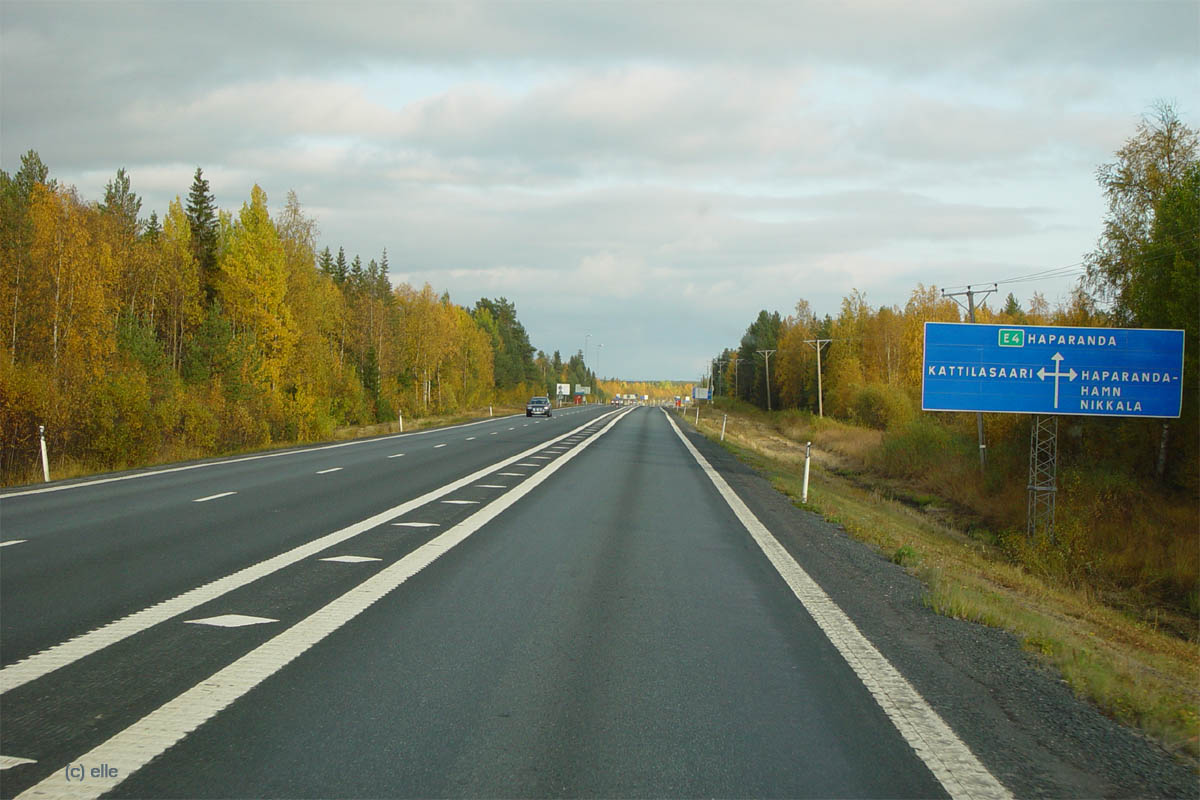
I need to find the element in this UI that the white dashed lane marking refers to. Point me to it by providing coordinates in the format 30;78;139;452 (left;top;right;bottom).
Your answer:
0;540;28;548
319;556;382;564
434;444;447;449
193;492;236;503
441;500;480;505
392;522;439;528
387;453;405;459
183;615;278;628
316;468;342;475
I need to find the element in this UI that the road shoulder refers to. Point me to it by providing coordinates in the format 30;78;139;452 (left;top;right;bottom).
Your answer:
672;416;1197;799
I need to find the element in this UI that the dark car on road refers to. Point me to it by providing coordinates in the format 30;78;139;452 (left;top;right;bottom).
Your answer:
526;396;552;417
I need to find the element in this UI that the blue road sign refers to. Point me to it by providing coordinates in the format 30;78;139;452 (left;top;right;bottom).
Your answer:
922;322;1184;417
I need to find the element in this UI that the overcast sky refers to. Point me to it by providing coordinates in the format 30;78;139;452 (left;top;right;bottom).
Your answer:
2;1;1195;380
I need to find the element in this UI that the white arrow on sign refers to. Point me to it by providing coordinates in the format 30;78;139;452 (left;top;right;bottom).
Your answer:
1036;352;1078;410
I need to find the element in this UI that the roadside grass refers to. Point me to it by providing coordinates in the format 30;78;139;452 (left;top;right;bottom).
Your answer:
680;404;1200;763
0;405;523;489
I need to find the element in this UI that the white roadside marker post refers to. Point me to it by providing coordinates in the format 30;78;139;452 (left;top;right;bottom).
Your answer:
721;414;728;442
399;411;403;433
802;441;812;504
39;425;49;483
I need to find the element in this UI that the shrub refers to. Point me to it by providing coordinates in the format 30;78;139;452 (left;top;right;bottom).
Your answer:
851;382;914;430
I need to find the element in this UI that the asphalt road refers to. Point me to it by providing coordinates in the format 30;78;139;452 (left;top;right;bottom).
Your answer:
0;406;1194;798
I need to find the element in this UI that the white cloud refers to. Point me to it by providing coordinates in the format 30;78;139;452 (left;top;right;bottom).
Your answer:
2;0;1193;379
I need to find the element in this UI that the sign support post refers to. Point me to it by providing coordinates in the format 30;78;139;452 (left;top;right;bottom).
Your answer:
1027;415;1058;541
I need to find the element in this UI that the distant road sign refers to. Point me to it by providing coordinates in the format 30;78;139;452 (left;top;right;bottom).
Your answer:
922;322;1184;418
693;387;711;400
556;383;571;396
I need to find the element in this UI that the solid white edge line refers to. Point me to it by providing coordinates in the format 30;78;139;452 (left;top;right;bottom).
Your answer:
14;406;636;800
0;411;540;499
0;409;623;695
661;409;1011;800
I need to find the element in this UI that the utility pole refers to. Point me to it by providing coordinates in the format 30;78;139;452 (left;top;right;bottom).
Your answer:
714;358;728;398
943;284;996;472
756;349;777;412
804;338;831;417
731;357;746;398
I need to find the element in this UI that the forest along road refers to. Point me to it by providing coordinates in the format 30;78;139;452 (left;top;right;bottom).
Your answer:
0;407;1193;798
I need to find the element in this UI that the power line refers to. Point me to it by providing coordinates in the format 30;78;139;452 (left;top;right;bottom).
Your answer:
941;263;1083;293
943;240;1199;294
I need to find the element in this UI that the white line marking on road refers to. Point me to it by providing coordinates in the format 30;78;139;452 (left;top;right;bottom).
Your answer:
387;453;405;458
392;522;439;528
441;500;479;505
319;556;382;563
434;443;447;448
516;463;539;467
490;432;499;435
474;485;507;489
0;413;527;499
0;540;28;548
466;437;477;441
0;410;623;695
183;615;277;628
497;472;525;477
530;456;552;460
662;410;1011;800
316;468;342;474
508;427;515;430
192;492;237;503
14;407;636;800
1;756;36;770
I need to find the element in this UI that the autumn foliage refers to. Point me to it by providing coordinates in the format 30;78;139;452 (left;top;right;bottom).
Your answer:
0;156;594;484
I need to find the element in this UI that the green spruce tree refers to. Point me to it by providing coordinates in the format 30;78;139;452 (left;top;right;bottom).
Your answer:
186;167;219;302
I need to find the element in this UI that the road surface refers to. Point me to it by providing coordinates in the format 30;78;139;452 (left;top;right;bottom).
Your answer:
0;406;1192;798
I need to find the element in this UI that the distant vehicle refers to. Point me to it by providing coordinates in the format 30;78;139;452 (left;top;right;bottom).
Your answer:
526;396;552;417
